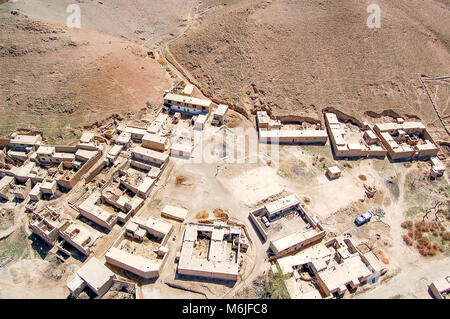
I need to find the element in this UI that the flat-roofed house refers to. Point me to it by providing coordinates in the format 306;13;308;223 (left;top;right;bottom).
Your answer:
170;142;192;158
147;113;169;135
212;104;229;125
177;222;245;281
161;205;189;222
29;182;42;201
326;166;341;179
259;129;328;144
58;221;99;256
182;84;195;96
264;195;300;221
36;146;55;163
116;131;132;146
29;209;68;245
131;147;169;167
105;246;168;279
317;254;373;295
269;229;326;258
78;191;118;230
163;93;212;115
107;144;123;164
79;132;95;144
142;133;167;152
118;125;147;142
194;114;208;130
256;111;270;129
374;121;439;160
0;175;14;201
67;257;115;298
131;216;173;245
10;134;42;151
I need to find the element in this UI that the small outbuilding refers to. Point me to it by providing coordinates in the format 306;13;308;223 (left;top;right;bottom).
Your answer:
194;114;208;130
327;166;342;179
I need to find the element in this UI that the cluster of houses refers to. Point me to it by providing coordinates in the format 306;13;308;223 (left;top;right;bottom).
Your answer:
1;82;447;299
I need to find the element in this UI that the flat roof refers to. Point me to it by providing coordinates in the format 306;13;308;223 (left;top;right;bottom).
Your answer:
36;146;55;155
80;132;95;143
108;144;123;157
146;216;173;236
77;257;114;292
328;166;341;174
132;147;169;162
41;180;57;189
137;177;156;194
431;157;446;170
319;254;372;292
325;113;339;125
401;122;426;130
178;224;239;277
171;142;192;154
164;93;212;108
106;247;162;272
154;113;169;123
265;194;300;215
123;126;147;136
214;104;229;117
257;111;270;124
0;175;14;190
277;243;332;274
79;191;114;222
365;130;378;139
162;205;188;221
117;131;132;144
375;123;402;132
143;133;167;144
259;130;328;139
195;114;208;124
182;84;195;95
75;149;97;160
271;229;318;253
10;134;41;145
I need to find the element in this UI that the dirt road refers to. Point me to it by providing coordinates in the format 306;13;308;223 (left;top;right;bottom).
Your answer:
356;257;449;299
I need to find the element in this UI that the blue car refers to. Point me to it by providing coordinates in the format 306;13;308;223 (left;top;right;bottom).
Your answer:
355;211;373;226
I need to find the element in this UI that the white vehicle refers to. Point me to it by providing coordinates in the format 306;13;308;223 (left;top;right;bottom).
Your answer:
262;216;270;227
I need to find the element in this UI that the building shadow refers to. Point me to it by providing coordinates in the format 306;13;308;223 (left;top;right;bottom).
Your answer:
28;233;52;259
77;215;111;235
174;273;237;288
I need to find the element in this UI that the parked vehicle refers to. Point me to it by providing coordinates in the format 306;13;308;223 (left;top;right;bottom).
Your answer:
354;211;373;226
262;216;271;228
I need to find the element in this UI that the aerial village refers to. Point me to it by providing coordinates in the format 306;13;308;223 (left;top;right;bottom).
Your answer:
0;83;448;300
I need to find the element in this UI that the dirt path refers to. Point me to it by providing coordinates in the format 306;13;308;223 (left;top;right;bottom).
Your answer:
356;256;450;299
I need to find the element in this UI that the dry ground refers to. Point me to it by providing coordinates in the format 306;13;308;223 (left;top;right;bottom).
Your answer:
0;0;192;144
0;0;449;299
169;0;450;140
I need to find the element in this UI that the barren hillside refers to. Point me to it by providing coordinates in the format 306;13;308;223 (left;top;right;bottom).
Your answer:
0;10;172;144
169;0;450;139
4;0;194;48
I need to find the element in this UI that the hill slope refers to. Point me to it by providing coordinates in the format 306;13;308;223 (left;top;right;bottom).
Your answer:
169;0;450;138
